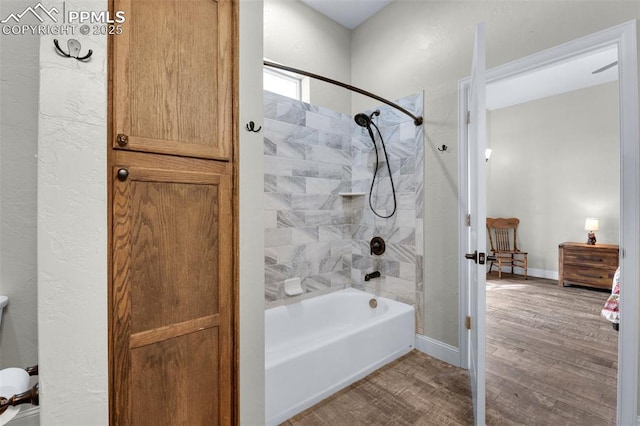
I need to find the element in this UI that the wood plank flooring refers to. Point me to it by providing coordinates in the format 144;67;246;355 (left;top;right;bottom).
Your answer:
282;350;473;425
485;273;617;425
283;274;618;425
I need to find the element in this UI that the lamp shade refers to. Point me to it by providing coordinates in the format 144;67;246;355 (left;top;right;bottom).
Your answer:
485;148;492;161
585;218;599;231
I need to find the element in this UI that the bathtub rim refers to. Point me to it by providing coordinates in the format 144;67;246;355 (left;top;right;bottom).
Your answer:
265;288;414;369
264;287;416;425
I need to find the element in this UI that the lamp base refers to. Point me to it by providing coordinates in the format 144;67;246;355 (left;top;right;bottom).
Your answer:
586;231;597;245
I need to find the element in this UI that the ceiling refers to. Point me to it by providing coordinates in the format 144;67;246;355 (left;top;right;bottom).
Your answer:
300;0;393;29
487;45;619;110
296;1;618;109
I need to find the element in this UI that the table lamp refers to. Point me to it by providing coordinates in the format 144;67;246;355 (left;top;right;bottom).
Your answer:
585;218;599;245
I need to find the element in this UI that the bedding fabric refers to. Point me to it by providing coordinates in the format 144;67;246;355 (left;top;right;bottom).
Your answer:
601;267;620;324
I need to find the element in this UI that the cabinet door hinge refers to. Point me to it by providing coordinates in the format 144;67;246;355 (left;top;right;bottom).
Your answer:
466;110;471;125
466;214;471;227
465;316;472;330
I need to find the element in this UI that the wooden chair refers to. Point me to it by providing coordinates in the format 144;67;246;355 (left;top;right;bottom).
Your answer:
486;217;528;279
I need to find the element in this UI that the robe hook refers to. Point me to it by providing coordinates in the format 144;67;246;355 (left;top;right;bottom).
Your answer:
54;39;93;61
245;121;262;132
437;144;448;152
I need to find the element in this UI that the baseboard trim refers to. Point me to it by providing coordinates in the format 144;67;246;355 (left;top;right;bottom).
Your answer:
491;266;558;281
415;334;461;367
526;267;558;280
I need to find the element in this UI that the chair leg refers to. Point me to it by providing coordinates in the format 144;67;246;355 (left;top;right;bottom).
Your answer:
524;255;528;280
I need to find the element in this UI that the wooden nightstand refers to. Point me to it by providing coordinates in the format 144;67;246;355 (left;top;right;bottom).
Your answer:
558;242;619;289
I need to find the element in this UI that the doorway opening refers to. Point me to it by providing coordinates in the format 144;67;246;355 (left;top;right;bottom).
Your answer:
458;20;639;425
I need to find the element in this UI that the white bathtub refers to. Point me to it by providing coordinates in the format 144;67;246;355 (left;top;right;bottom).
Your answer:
265;288;415;425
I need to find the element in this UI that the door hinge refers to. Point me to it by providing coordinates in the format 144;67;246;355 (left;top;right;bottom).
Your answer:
466;214;471;227
465;316;472;330
466;110;471;125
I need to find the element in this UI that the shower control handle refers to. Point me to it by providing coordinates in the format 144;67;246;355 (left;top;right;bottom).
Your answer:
370;237;385;256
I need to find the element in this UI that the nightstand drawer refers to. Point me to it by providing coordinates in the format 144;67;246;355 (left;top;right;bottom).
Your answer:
561;267;615;289
558;242;619;289
562;248;618;268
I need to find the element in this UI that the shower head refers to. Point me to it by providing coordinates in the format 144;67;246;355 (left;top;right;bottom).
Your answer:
354;110;380;128
354;113;370;128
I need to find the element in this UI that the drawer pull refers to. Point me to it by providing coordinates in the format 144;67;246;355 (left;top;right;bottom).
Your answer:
576;271;606;279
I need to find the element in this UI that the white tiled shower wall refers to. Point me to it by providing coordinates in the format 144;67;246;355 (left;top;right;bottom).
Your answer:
351;93;424;317
264;91;353;304
264;91;424;330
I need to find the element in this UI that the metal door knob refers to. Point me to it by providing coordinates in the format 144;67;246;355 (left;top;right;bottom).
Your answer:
117;168;129;181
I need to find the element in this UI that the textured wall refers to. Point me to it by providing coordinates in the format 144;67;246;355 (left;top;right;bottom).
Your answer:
0;0;39;371
264;91;352;306
37;0;108;423
33;2;269;424
351;0;640;347
488;82;620;277
263;0;351;115
239;0;266;422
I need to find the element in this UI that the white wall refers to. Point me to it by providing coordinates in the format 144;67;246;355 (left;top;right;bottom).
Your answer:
488;82;620;276
35;0;267;424
0;0;39;371
351;0;640;348
239;0;266;423
264;0;351;114
25;1;640;424
37;0;108;423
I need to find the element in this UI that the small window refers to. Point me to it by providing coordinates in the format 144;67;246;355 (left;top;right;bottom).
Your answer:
264;67;302;100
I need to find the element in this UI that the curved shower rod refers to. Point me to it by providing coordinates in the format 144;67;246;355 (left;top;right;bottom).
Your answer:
263;61;423;127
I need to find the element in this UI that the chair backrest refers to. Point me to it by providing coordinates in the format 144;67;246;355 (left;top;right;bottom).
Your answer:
486;217;520;252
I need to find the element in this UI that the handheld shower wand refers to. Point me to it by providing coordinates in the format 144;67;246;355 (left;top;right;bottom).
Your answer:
354;110;397;219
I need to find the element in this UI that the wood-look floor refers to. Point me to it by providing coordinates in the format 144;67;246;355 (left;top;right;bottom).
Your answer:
283;274;618;425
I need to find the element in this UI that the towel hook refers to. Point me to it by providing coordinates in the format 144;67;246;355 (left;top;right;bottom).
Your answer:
245;121;261;133
54;39;93;61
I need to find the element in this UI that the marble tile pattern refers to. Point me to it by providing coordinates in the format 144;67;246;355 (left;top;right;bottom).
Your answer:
263;90;424;329
264;91;353;306
350;93;424;334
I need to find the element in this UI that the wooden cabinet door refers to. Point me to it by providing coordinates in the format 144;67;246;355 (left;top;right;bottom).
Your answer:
112;0;233;160
111;164;233;424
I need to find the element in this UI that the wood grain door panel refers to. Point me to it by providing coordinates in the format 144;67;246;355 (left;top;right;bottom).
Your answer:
131;329;219;425
112;165;232;425
129;179;219;332
113;0;233;160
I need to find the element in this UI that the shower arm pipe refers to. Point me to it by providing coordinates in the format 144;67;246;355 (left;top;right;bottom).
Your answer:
263;61;423;127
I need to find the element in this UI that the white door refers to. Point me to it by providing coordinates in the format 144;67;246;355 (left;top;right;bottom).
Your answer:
466;22;487;426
